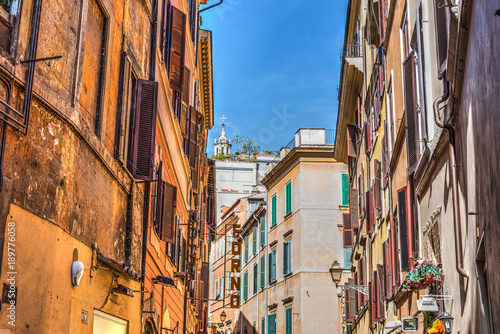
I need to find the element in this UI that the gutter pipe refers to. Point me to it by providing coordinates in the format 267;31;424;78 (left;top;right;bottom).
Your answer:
432;78;469;278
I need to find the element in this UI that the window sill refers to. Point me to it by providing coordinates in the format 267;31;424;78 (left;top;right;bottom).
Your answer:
283;272;293;279
269;279;277;286
270;223;277;231
284;212;292;220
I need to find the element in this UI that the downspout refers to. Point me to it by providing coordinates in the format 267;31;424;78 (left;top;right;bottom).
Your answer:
432;78;468;278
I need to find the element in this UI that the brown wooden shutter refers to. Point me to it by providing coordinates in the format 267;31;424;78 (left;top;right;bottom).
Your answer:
391;216;400;292
180;68;191;137
130;79;158;180
398;187;410;270
368;185;375;233
161;0;171;62
364;122;370;153
404;52;420;173
379;0;386;45
188;107;199;169
156;162;164;230
343;213;353;248
169;6;186;92
376;264;385;320
369;279;376;327
382;241;389;299
345;278;356;322
162;183;177;243
361;255;367;305
382;120;389;189
375;160;382;218
347;124;357;157
407;176;418;265
350;188;359;229
433;0;450;79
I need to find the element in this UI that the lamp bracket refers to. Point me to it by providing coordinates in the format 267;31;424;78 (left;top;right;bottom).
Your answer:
338;284;369;295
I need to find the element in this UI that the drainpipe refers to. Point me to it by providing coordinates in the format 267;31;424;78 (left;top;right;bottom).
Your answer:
432;78;469;278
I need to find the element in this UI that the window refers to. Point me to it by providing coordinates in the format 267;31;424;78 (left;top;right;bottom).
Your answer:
94;310;128;333
260;256;265;288
261;318;265;334
81;0;108;137
283;240;292;275
253;323;256;334
221;275;225;298
271;194;277;226
286;308;292;334
269;249;277;282
285;182;292;215
252;226;257;255
0;1;20;52
253;263;258;295
243;271;248;301
268;314;276;334
227;271;232;295
260;216;266;247
153;168;177;243
215;278;219;299
342;174;350;206
344;248;351;269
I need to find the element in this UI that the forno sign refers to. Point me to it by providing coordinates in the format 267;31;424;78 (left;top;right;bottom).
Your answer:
229;223;243;308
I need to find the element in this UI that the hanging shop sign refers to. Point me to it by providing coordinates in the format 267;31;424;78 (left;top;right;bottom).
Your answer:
417;296;439;312
230;223;243;308
402;317;418;331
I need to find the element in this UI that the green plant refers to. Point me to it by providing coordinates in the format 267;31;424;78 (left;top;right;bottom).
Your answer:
402;260;444;292
233;135;261;156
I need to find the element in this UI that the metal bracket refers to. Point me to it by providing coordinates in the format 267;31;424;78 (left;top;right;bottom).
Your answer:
20;55;62;64
339;284;369;295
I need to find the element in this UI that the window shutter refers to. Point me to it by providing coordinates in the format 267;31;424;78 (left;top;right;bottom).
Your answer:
286;182;292;214
254;263;258;294
168;6;186;92
253;226;257;254
347;124;357;157
433;0;450;80
162;183;176;243
383;240;392;299
155;162;164;231
286;308;292;334
244;235;249;262
367;186;375;233
350;188;359;229
268;314;276;334
391;216;400;292
272;250;276;281
345;278;355;322
364;122;369;154
369;279;376;327
260;217;265;246
375;160;382;218
382;120;389;189
376;264;385;320
243;271;248;300
130;79;158;180
283;241;288;274
361;255;367;305
342;174;350;206
379;0;386;45
161;0;172;63
355;271;360;313
343;213;353;248
188;107;199;169
408;176;418;262
268;252;273;282
398;188;410;270
271;195;277;225
180;68;190;139
404;52;420;173
260;256;265;288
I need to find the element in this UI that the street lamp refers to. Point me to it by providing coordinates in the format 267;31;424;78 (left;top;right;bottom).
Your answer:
330;261;343;287
220;311;227;323
440;312;454;333
330;261;368;295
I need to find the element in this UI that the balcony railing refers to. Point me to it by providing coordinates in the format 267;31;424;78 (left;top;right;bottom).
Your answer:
344;44;362;58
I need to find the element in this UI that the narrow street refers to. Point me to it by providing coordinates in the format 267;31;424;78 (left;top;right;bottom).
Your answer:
0;0;498;333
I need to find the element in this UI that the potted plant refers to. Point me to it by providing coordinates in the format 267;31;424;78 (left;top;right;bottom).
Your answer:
402;260;444;292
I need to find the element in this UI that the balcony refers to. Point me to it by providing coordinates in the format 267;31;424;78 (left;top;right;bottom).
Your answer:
344;44;363;72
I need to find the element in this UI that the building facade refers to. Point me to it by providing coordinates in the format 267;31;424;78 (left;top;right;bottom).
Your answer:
0;0;215;333
335;0;500;333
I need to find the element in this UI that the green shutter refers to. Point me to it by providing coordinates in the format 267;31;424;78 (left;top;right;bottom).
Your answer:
342;174;350;206
271;195;277;226
260;216;265;246
262;318;266;334
272;249;277;281
253;263;258;294
268;252;273;282
286;182;292;214
253;226;257;254
283;242;288;274
268;314;276;334
245;235;249;262
286;308;292;334
261;256;265;288
244;271;248;300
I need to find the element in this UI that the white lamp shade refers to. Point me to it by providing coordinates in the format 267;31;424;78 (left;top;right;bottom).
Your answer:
72;261;84;286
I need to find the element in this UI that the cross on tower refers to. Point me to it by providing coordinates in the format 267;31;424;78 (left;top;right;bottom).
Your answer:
221;115;227;127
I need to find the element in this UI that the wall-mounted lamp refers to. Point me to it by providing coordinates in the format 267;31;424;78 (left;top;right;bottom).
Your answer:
113;284;134;297
440;312;454;333
220;311;227;322
72;261;84;286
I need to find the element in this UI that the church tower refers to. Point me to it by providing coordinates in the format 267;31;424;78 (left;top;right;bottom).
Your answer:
214;115;232;156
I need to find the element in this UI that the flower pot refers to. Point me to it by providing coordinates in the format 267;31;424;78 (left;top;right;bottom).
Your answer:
418;277;434;289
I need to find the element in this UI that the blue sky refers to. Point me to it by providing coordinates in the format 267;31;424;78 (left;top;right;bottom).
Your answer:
200;0;348;156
